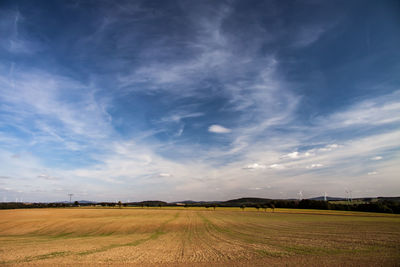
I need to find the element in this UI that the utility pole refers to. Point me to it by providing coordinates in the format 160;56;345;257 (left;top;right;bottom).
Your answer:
68;194;73;203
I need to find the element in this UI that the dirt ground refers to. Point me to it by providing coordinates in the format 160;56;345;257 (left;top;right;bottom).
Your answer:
0;207;399;266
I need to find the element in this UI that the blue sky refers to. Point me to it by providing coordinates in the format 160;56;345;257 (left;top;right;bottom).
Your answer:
0;0;399;202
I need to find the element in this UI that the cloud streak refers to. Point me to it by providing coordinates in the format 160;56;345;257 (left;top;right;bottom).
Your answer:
0;1;399;201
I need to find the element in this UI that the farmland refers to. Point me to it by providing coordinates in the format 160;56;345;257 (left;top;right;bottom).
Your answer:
0;208;399;266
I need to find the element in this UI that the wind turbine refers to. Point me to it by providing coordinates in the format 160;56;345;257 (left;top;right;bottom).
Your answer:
298;191;303;200
345;189;352;203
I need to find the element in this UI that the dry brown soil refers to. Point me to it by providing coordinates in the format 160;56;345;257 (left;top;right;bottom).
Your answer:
0;207;399;266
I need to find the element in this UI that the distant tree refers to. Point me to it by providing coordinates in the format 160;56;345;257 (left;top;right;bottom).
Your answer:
270;204;275;212
240;205;246;211
261;204;267;212
118;201;122;209
158;203;162;209
255;204;261;211
74;201;79;207
212;204;217;210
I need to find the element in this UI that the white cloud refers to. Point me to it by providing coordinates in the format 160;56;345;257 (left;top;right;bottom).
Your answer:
160;112;204;123
0;68;114;151
0;4;399;202
368;171;378;175
318;144;339;152
281;151;314;160
208;124;232;134
306;164;324;169
269;164;285;169
304;152;314;157
37;174;57;180
243;163;266;170
294;25;327;47
1;64;398;201
287;151;299;159
176;126;184;137
5;8;45;55
317;91;400;129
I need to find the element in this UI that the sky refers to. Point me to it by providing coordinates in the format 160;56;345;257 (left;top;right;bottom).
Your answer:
0;0;399;202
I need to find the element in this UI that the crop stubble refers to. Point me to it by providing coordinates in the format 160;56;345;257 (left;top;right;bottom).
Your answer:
0;208;399;266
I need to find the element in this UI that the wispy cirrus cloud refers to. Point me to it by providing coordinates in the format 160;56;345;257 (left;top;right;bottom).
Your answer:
314;91;400;129
160;112;204;124
0;1;399;202
0;68;113;147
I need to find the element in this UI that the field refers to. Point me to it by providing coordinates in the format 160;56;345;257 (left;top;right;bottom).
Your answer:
0;207;399;266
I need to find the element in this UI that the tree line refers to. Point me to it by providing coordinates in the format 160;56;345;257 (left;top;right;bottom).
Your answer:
1;199;399;214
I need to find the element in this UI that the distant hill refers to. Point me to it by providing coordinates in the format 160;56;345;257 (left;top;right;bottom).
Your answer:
171;200;222;205
77;200;97;204
377;197;400;203
168;198;272;207
172;200;201;204
28;196;400;207
126;200;168;206
54;200;97;204
221;197;272;206
170;196;400;207
172;200;197;204
309;196;346;201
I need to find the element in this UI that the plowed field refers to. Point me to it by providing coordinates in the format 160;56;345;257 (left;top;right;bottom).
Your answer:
0;208;399;266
